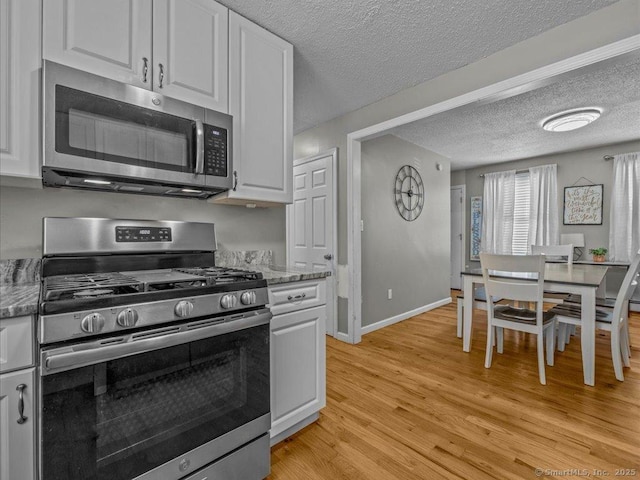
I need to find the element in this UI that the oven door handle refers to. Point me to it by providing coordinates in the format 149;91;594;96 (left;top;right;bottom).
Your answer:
41;309;271;375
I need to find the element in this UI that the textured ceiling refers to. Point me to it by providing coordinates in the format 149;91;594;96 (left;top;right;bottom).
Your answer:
389;54;640;170
217;0;618;133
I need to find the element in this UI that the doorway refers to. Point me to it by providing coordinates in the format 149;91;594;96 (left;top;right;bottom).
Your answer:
450;185;465;290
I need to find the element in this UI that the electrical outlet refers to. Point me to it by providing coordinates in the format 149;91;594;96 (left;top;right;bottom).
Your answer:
387;289;392;300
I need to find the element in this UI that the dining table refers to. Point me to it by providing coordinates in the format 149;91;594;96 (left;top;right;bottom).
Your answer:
461;262;609;386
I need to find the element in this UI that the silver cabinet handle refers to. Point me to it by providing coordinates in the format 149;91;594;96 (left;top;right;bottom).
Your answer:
142;57;149;83
288;293;306;301
233;170;238;191
195;119;204;174
158;63;164;88
16;384;27;424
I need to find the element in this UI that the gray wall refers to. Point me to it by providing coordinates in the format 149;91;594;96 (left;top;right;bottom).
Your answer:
293;0;640;333
458;139;640;267
361;135;450;327
0;186;286;260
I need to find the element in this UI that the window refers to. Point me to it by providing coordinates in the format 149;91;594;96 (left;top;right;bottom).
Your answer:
512;172;531;255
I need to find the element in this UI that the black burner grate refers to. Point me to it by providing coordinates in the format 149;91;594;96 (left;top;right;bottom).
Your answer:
44;273;143;301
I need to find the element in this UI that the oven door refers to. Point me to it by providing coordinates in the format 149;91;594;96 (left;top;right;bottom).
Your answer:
39;310;271;480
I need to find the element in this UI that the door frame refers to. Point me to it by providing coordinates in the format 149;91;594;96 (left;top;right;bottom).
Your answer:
450;184;466;290
345;35;640;344
286;148;339;337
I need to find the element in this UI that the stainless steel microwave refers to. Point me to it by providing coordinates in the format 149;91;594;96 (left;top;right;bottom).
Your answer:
43;61;232;199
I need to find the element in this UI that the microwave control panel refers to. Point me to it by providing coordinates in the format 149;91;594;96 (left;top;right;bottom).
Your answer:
204;125;228;177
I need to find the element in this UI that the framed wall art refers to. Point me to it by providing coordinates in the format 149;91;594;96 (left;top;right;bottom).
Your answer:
563;184;603;225
470;196;482;260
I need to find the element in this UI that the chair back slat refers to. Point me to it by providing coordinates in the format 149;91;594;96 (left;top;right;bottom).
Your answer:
531;244;573;265
480;253;546;305
611;251;640;326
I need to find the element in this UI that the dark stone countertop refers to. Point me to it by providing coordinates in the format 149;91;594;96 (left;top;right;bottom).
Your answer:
0;283;40;319
0;258;41;319
245;265;331;285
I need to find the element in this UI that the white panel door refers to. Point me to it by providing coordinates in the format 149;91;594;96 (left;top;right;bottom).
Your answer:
227;11;293;203
153;0;228;112
450;185;465;289
0;369;35;480
0;0;41;178
43;0;152;88
287;151;336;335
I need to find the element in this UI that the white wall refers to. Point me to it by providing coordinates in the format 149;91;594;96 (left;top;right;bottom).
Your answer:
361;135;450;327
0;186;286;260
293;0;640;333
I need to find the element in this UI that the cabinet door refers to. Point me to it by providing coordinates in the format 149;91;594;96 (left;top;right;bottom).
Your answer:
43;0;152;88
270;305;326;439
0;368;35;480
153;0;228;112
0;0;40;178
226;12;293;204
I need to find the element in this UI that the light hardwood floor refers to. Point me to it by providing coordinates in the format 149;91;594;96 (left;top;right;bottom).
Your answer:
269;294;640;480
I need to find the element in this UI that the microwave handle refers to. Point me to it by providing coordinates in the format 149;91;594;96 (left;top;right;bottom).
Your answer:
195;119;204;175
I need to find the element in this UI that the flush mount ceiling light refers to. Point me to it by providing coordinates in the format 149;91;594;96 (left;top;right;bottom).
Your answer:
542;108;601;132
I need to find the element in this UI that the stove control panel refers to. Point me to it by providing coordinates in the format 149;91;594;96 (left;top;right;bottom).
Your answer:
115;226;172;242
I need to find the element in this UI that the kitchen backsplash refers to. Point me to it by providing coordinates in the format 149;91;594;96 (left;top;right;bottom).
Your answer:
215;250;273;267
0;258;41;285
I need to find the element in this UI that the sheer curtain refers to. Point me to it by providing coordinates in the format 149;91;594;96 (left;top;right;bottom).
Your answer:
528;164;559;248
481;170;515;254
609;152;640;262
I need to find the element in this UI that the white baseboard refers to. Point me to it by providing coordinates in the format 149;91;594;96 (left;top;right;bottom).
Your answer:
361;297;452;335
333;331;351;343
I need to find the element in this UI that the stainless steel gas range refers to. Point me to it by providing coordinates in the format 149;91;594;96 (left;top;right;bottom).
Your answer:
37;218;271;480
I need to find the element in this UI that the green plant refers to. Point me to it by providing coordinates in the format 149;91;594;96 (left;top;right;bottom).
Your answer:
589;247;608;256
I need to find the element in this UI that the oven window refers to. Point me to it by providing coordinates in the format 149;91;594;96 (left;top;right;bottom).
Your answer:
41;324;269;480
55;85;195;173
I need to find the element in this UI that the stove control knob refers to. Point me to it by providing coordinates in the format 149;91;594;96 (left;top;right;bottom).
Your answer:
175;300;194;318
81;313;105;334
240;291;256;305
117;308;139;328
220;294;238;309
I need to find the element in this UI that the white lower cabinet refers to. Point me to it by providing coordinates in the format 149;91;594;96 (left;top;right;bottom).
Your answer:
0;368;36;480
0;315;36;480
269;280;326;443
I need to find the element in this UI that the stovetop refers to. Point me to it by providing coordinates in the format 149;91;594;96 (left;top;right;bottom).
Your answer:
40;266;266;315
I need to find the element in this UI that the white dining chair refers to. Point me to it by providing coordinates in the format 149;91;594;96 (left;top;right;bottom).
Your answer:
455;287;503;338
531;244;574;304
548;251;640;381
480;253;557;385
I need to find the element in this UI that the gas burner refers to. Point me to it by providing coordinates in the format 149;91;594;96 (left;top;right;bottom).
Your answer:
44;272;143;301
174;267;263;284
73;288;115;298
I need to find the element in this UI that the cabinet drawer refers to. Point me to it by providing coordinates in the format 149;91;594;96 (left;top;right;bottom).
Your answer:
268;279;326;316
0;316;34;373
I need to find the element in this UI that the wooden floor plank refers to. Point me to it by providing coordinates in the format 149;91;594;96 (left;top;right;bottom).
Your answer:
268;294;640;479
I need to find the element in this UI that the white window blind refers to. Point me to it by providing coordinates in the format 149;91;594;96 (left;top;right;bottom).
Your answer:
512;172;531;255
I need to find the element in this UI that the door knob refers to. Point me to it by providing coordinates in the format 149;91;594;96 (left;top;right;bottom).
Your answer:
324;254;333;260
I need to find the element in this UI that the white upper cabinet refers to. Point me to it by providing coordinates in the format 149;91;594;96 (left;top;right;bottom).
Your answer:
43;0;152;88
0;0;41;179
216;11;293;205
153;0;228;112
43;0;228;112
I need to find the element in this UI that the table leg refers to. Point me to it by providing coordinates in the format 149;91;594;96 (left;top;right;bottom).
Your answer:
580;287;596;386
463;276;474;352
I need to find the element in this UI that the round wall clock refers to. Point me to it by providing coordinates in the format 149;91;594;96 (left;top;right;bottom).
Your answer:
394;165;424;221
